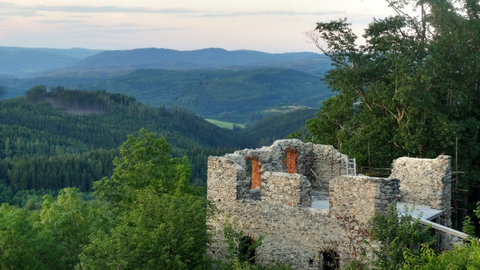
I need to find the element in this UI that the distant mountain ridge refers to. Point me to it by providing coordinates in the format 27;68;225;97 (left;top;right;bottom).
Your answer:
0;46;333;123
72;47;330;74
0;46;102;78
0;46;331;79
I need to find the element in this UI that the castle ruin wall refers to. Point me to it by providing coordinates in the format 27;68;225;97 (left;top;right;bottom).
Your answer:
330;175;399;225
207;140;453;269
390;155;451;225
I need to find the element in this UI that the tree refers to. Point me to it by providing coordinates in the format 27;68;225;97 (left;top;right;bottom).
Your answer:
307;0;480;169
81;129;210;269
0;203;64;269
25;85;47;101
367;206;435;270
401;203;480;269
81;188;209;270
93;129;196;208
39;188;110;268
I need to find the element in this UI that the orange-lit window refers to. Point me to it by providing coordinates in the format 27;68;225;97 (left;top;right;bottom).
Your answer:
246;157;261;189
285;149;298;173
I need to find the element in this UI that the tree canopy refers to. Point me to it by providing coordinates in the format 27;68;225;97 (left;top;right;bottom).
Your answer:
308;0;480;165
307;0;480;213
0;130;210;269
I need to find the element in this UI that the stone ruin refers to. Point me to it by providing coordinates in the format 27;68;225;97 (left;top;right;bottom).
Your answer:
207;139;455;269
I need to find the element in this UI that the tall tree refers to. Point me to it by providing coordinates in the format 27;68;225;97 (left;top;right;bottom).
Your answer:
81;130;209;269
307;0;480;170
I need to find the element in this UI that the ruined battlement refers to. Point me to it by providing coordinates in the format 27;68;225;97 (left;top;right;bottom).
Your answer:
208;139;350;203
207;139;453;269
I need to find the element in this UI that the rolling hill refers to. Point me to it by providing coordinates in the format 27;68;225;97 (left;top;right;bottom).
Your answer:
0;88;243;190
0;47;102;78
69;47;330;74
0;87;324;195
3;68;333;123
0;46;331;79
240;108;318;147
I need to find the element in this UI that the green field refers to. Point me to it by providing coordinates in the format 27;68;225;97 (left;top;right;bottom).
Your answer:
205;118;246;129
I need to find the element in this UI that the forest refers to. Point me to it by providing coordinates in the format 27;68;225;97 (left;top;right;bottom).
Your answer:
0;86;313;206
2;67;333;123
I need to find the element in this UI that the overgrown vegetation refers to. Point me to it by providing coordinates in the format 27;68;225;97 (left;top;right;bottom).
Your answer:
0;131;211;269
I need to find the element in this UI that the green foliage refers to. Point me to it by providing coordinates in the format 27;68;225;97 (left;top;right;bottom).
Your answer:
218;221;291;270
367;205;435;270
307;0;480;169
307;0;480;225
0;203;65;269
0;130;212;269
402;240;480;270
0;87;242;192
39;188;111;268
7;68;333;123
402;202;480;269
81;189;209;269
223;222;263;265
0;180;13;203
94;129;197;206
463;216;476;236
10;189;54;209
25;85;47;101
81;130;210;269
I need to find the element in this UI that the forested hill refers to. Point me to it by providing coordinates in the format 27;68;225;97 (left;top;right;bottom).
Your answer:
0;46;330;79
240;108;318;147
4;68;333;123
71;47;330;74
0;87;242;192
0;47;102;78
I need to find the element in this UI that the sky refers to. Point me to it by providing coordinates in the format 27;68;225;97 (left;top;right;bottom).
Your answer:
0;0;395;53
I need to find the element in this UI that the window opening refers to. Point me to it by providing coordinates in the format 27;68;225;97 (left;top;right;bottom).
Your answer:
246;157;261;189
285;148;298;173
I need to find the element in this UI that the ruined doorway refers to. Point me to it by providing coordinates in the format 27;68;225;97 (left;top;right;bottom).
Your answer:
321;250;339;270
239;235;257;264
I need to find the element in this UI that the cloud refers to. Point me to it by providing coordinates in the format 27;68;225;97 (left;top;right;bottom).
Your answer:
0;1;345;18
35;5;195;14
38;19;83;24
0;2;38;17
200;10;346;17
0;2;198;15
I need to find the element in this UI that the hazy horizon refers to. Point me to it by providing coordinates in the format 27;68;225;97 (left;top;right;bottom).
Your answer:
0;0;394;53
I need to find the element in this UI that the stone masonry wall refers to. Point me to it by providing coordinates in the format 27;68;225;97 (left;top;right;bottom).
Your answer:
390;155;452;249
262;172;312;207
229;139;348;196
207;141;397;269
330;175;399;225
390;155;451;226
207;140;452;269
310;144;349;192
